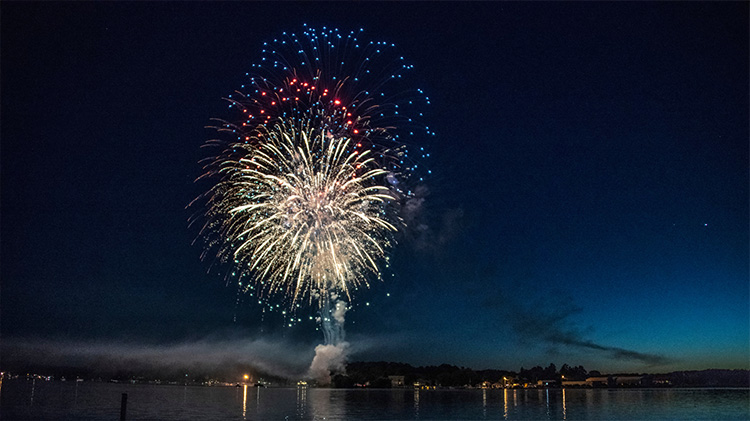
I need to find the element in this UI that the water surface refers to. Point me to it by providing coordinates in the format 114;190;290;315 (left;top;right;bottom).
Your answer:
1;379;747;420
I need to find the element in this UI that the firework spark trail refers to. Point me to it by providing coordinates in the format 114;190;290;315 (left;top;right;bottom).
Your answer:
193;26;431;339
201;121;399;307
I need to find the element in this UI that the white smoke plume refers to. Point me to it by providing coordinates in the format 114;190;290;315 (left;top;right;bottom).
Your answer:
307;342;350;385
308;298;350;385
1;336;316;380
333;300;348;324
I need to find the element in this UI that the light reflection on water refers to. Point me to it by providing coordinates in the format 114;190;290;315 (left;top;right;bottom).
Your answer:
241;384;247;419
0;380;748;420
503;387;508;419
481;389;486;419
413;388;419;419
29;378;36;407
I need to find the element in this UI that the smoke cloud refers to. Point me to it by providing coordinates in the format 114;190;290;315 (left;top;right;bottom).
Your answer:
307;342;350;385
332;300;348;324
1;336;316;381
486;291;671;367
307;298;350;385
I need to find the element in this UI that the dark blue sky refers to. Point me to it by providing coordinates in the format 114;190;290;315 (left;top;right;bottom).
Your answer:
2;2;747;375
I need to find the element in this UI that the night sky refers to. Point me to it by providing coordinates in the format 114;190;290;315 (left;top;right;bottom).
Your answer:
2;2;747;376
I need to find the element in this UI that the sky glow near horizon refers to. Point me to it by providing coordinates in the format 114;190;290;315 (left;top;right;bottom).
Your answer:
1;2;747;375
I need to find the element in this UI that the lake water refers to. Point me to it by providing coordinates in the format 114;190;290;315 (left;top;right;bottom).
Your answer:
1;379;747;420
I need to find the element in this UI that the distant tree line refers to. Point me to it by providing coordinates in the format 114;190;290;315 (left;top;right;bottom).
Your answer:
334;361;749;388
664;369;749;387
334;361;582;388
519;363;590;382
6;359;747;388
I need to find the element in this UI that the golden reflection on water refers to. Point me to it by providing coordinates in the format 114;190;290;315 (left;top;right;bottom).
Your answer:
242;384;247;419
503;388;508;419
482;389;487;418
562;388;567;420
296;384;307;418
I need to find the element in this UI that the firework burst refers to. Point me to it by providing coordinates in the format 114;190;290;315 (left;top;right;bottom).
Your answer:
192;26;431;309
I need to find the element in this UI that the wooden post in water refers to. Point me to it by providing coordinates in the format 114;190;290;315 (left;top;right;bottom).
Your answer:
120;393;128;420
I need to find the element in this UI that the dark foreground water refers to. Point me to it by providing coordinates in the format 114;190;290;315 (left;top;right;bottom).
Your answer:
1;379;748;420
